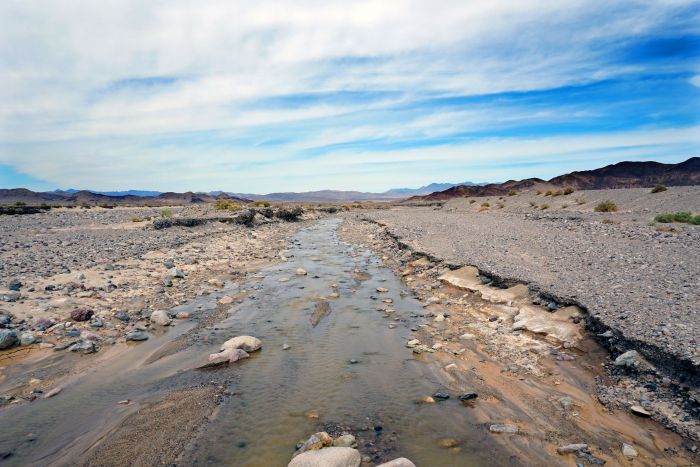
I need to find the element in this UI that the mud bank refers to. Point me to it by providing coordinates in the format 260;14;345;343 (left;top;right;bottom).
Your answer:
339;215;699;462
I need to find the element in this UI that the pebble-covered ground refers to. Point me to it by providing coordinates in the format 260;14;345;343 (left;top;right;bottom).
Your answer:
358;187;700;373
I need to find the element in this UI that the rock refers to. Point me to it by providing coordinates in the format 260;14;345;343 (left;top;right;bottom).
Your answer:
0;313;10;327
556;443;588;454
208;348;250;365
349;359;358;364
126;331;148;342
333;434;357;448
150;310;172;326
433;391;450;400
559;396;573;410
437;438;459;448
20;332;36;346
221;335;262;352
0;330;19;349
294;431;333;456
458;392;478;401
175;312;190;319
288;447;361;467
33;317;54;331
163;258;175;269
489;424;518;433
621;443;638;457
376;458;417;467
376;287;388;293
71;339;97;354
630;405;651;417
283;344;290;350
434;314;445;322
70;308;93;322
219;295;234;305
104;264;114;271
459;333;476;341
168;268;186;279
39;342;54;349
0;291;21;302
114;311;130;322
416;396;435;404
304;410;320;419
90;318;104;328
43;387;62;398
162;277;173;287
406;339;420;348
8;279;22;291
614;350;650;370
296;268;308;276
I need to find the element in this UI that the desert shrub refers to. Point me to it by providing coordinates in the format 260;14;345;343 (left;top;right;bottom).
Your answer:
507;190;517;196
601;218;619;225
594;200;617;212
214;199;242;211
275;206;304;221
41;203;49;208
576;198;586;205
529;201;537;207
251;200;271;207
654;212;700;225
651;184;667;193
160;209;173;218
480;202;490;208
497;203;505;209
563;187;575;195
14;201;26;206
540;203;549;210
562;204;568;208
536;190;542;195
552;190;563;197
468;199;476;204
131;215;144;222
544;190;552;196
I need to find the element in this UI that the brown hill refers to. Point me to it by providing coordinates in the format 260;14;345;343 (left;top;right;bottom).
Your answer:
410;157;699;202
0;189;251;206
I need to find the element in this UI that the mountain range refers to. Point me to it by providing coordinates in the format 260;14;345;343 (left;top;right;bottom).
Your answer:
409;157;700;202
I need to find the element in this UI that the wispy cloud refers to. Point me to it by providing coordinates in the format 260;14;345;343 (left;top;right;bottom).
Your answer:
0;0;698;192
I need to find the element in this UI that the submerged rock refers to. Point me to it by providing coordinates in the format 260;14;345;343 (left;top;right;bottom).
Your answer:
376;458;417;467
221;335;262;352
294;431;333;456
332;435;357;448
208;348;250;365
437;438;459;448
288;447;361;467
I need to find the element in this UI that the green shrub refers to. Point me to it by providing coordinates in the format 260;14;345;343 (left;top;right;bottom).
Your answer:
160;209;173;218
14;201;26;206
131;215;144;222
594;200;617;212
251;200;271;207
654;212;700;225
214;199;242;211
480;202;490;208
651;184;667;193
468;199;476;204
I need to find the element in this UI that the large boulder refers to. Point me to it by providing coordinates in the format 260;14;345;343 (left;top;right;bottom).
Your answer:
0;330;19;350
208;348;250;365
150;310;172;326
221;335;262;352
288;447;361;467
376;459;417;467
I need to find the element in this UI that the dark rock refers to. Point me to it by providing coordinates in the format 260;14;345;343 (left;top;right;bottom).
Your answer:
126;331;148;341
0;330;19;350
433;392;450;400
0;314;10;328
0;291;20;302
163;258;175;269
8;279;22;291
54;341;76;351
70;308;93;322
458;392;478;401
33;318;53;331
70;339;97;354
114;311;130;322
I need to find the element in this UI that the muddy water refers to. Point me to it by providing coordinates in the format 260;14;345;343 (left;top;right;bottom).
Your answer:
185;218;510;466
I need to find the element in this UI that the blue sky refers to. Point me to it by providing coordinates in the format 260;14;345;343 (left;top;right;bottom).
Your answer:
0;1;699;193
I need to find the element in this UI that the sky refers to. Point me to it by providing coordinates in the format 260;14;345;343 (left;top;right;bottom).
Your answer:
1;1;699;193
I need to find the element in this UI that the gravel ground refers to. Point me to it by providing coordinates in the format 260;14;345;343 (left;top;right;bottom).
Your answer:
356;186;700;381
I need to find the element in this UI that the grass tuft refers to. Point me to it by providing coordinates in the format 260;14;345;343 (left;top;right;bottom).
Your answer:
594;200;617;212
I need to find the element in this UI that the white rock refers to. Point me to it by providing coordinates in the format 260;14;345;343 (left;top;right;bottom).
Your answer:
406;339;420;348
556;443;588;454
150;310;172;326
621;443;638;457
208;348;250;364
376;458;417;467
489;424;519;433
288;447;361;467
296;268;308;276
221;335;262;352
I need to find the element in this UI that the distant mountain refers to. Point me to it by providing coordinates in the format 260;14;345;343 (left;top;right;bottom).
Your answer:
410;157;700;201
56;189;162;197
226;190;407;202
0;189;250;205
383;181;482;195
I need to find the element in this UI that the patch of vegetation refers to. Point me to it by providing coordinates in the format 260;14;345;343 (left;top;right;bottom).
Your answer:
131;215;144;222
545;190;553;196
576;198;586;205
551;190;563;197
468;199;476;204
540;203;549;210
14;201;26;206
275;206;304;221
601;218;619;225
251;200;271;207
529;201;537;207
160;209;173;218
507;190;517;196
480;202;490;208
563;187;575;195
536;190;542;195
594;200;617;212
654;211;700;225
650;184;667;193
496;203;505;209
562;204;568;209
214;199;242;211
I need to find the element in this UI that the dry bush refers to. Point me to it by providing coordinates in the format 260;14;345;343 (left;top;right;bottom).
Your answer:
594;200;617;212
